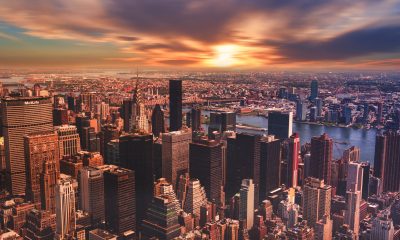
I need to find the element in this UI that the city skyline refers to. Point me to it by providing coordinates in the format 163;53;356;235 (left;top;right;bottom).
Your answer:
0;0;399;69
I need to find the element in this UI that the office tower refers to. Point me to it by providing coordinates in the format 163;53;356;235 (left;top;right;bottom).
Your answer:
226;133;261;206
344;162;363;237
277;198;299;229
55;174;77;240
342;104;352;125
377;102;383;125
370;210;394;240
151;104;165;137
122;99;133;133
67;96;76;112
103;166;136;235
0;199;35;234
119;133;153;230
153;178;182;214
361;162;370;200
82;127;100;152
239;179;255;230
189;139;223;205
96;102;110;121
53;108;68;126
25;209;56;240
296;101;307;121
310;80;318;100
24;131;60;214
153;141;163;180
99;124;119;162
183;179;207;217
79;92;99;112
284;133;300;188
302;177;331;227
208;112;236;135
190;107;201;131
314;215;332;240
130;80;149;133
162;129;192;189
373;131;400;192
1;96;53;195
310;133;333;185
258;200;273;221
79;167;104;226
310;106;317;122
55;125;81;159
141;195;181;240
259;135;281;200
267;111;293;140
363;102;370;123
169;80;182;131
88;229;118;240
106;139;120;165
315;98;323;116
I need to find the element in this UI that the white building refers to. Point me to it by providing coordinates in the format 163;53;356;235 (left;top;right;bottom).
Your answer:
239;179;255;230
55;174;77;240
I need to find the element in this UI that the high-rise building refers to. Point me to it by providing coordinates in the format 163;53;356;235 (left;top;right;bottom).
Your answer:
259;135;281;200
53;108;68;126
182;179;207;217
310;133;333;185
296;101;307;121
25;209;56;240
55;125;81;159
302;177;331;227
238;179;254;230
121;99;133;133
310;80;318;100
1;96;53;195
284;133;300;188
103;166;136;235
189;139;223;205
153;178;182;214
208;112;236;135
151;104;165;137
130;80;149;133
189;107;201;131
361;162;370;200
370;210;394;240
314;215;332;240
79;92;99;112
79;167;104;226
67;96;76;112
162;129;192;189
55;174;77;240
141;195;181;240
267;111;293;140
169;80;182;131
226;133;261;205
24;131;60;214
99;124;119;163
95;102;110;121
119;133;153;230
373;131;400;192
344;162;363;237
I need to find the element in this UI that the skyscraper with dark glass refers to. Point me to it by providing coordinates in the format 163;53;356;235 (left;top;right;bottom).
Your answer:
310;133;333;185
1;96;53;195
226;133;261;206
169;80;182;131
259;135;281;200
208;112;236;135
189;139;223;205
267;111;293;140
119;133;154;230
310;80;318;100
190;107;201;131
151;104;165;137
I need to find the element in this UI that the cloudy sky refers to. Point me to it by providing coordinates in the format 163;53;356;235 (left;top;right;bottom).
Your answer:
0;0;399;69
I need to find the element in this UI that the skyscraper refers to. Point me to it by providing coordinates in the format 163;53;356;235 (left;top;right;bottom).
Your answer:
189;139;223;205
302;177;331;227
55;125;81;159
53;108;68;126
344;162;363;237
141;195;181;240
55;174;77;240
259;135;281;200
79;167;105;226
370;210;394;240
103;166;136;235
25;209;56;240
208;112;236;135
151;104;165;137
310;133;333;185
119;133;153;230
24;131;60;213
190;107;201;131
284;133;300;188
310;80;318;100
239;179;255;230
296;101;307;121
130;80;149;133
121;99;133;133
226;133;260;205
314;215;332;240
1;96;53;195
373;131;400;192
182;179;208;217
162;129;192;189
267;111;293;140
169;80;182;131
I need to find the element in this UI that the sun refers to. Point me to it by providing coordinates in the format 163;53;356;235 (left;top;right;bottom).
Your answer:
212;44;239;67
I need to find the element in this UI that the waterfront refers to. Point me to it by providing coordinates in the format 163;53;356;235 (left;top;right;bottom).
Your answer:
199;110;377;164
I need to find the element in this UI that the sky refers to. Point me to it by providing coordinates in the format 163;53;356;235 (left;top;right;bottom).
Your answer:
0;0;399;70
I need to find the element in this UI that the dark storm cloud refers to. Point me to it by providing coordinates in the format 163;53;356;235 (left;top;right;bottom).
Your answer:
266;25;400;61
